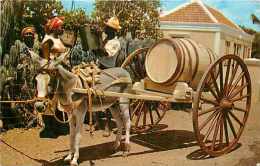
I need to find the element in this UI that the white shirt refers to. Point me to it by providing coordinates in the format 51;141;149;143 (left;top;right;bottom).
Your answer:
104;37;121;57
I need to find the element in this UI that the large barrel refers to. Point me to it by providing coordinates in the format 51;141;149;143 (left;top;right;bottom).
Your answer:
145;37;217;89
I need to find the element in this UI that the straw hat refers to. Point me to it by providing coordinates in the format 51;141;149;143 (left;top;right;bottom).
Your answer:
104;17;121;31
21;26;35;38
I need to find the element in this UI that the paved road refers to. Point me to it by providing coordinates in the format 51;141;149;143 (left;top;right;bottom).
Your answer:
1;102;260;166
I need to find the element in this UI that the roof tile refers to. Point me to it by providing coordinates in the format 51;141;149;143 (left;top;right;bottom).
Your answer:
160;2;242;31
160;3;214;23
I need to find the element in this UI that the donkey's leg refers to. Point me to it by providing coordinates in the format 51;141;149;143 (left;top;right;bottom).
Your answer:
64;115;76;162
110;108;123;151
103;109;111;137
120;97;131;156
71;109;86;166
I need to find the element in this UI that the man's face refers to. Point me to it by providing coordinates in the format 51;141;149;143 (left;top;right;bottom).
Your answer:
24;33;34;48
55;26;64;36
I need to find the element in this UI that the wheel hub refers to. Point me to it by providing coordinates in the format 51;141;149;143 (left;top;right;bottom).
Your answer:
220;99;233;109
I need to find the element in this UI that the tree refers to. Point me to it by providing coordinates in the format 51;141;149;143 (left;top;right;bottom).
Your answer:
94;0;162;39
252;32;260;58
240;25;260;58
15;0;64;41
62;8;89;31
251;14;260;25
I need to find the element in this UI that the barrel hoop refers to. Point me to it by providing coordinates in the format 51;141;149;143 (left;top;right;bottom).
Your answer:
178;39;193;84
208;48;217;61
145;38;182;84
186;39;199;82
165;38;184;85
206;48;213;64
172;39;186;85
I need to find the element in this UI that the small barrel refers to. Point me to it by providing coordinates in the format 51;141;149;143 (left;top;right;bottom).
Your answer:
145;37;217;89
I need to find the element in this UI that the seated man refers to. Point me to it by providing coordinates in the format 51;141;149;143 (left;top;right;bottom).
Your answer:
98;16;122;69
95;17;123;137
38;16;69;138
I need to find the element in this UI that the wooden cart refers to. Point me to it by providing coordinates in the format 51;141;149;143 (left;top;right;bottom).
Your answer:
73;37;252;157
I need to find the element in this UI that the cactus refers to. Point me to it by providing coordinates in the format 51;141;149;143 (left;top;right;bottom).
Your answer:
3;53;10;67
0;0;14;40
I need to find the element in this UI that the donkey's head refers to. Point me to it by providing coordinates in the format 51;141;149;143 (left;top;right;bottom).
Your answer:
33;51;67;113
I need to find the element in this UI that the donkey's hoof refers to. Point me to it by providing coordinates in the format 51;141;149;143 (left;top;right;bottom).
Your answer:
122;151;129;157
122;143;131;157
112;142;121;152
70;160;78;166
103;131;111;137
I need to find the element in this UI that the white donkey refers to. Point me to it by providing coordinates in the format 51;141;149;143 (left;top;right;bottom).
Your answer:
31;51;132;166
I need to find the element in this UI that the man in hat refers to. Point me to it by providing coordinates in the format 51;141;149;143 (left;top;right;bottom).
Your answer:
21;27;36;49
38;16;70;138
94;17;123;137
98;16;122;68
19;26;39;94
42;16;67;60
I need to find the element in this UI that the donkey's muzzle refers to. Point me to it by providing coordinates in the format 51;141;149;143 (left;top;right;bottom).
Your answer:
34;101;47;113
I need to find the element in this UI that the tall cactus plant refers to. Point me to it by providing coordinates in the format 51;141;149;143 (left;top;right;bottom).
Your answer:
0;0;14;64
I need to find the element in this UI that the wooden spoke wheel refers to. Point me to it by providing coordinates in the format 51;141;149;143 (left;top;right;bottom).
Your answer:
130;100;170;133
121;47;149;82
193;54;251;156
53;109;71;124
121;47;169;133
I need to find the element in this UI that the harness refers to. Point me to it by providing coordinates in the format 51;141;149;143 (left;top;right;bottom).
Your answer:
72;62;131;134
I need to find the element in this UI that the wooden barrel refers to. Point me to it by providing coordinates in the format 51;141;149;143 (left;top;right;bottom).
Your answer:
145;37;217;89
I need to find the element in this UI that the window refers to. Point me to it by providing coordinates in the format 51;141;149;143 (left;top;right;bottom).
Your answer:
233;43;237;55
237;44;241;57
233;43;241;57
248;48;251;58
243;46;247;59
225;41;230;54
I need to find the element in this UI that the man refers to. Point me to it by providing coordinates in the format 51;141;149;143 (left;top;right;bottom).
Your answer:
21;27;36;49
99;16;122;68
95;16;124;137
38;17;69;138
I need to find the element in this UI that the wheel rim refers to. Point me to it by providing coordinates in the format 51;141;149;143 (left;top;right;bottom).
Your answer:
121;47;149;82
193;54;251;156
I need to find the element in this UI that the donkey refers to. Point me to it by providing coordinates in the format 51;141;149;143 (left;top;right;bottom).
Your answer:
31;50;132;166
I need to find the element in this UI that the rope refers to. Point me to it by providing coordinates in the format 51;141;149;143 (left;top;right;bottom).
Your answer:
0;138;42;163
0;98;37;103
88;88;94;136
0;96;50;104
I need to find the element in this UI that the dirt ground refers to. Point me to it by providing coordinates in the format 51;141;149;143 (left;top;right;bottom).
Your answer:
1;102;260;166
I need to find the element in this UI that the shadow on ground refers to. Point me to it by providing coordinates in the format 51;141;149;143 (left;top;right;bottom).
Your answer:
186;143;242;160
26;127;245;165
36;128;198;165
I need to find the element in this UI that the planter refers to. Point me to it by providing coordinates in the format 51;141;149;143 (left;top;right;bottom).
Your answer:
60;30;77;47
79;25;102;52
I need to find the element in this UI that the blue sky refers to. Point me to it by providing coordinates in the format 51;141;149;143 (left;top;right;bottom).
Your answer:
61;0;260;31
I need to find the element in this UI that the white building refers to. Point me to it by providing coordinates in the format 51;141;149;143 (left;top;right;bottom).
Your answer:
160;0;254;58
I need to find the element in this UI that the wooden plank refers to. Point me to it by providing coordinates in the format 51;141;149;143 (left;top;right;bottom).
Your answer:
72;88;186;103
144;78;176;94
133;81;174;98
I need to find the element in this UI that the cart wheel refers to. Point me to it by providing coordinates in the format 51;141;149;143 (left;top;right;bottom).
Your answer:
53;109;71;124
121;47;149;82
193;54;251;156
130;100;169;133
121;48;169;133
